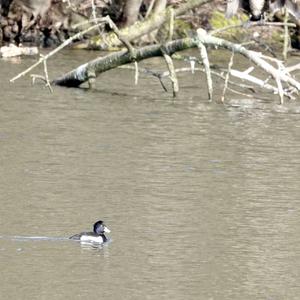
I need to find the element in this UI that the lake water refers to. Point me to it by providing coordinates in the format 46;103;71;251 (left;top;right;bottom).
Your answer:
0;50;300;300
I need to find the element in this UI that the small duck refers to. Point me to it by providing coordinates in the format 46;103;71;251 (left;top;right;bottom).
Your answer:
226;0;300;21
69;220;110;244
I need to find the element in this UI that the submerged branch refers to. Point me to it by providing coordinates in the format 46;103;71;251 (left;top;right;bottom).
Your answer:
196;33;212;101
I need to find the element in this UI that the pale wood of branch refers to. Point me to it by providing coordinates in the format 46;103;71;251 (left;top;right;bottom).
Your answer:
222;51;234;102
43;56;53;93
168;8;174;42
275;75;284;104
195;29;300;92
10;20;111;82
52;31;300;103
52;39;195;87
163;53;179;97
134;61;139;85
283;8;289;61
196;30;213;101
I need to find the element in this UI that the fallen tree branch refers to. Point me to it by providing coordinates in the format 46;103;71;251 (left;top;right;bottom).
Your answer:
222;51;234;102
10;16;135;83
282;8;289;61
163;52;179;97
52;29;300;103
195;29;300;92
197;36;212;101
10;20;109;82
52;39;195;87
121;65;288;99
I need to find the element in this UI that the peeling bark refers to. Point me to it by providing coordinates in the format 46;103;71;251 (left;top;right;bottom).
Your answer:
122;0;143;26
53;38;195;87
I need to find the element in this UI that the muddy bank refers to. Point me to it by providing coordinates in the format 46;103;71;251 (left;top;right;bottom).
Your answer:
0;0;299;50
0;0;221;47
0;0;115;46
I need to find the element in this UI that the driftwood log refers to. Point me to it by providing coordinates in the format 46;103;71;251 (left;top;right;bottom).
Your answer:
9;27;300;103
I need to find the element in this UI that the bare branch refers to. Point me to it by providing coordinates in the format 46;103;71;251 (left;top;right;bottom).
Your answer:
197;30;213;101
163;53;179;97
222;51;234;102
10;20;111;82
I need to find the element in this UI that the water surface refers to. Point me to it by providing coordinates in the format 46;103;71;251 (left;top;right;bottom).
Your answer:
0;50;299;300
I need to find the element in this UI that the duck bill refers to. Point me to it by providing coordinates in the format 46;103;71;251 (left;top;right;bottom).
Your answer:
104;226;111;233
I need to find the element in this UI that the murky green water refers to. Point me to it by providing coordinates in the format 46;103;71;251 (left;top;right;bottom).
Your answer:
0;50;299;300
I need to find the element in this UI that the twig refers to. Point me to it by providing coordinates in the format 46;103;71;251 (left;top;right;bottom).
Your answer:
196;32;300;92
91;0;103;37
222;51;234;102
282;7;289;61
43;55;53;93
145;0;156;18
10;15;136;84
31;74;46;84
119;65;168;92
197;29;212;101
286;63;300;73
163;52;179;97
275;75;284;104
105;16;136;58
189;57;197;74
229;68;294;99
134;61;139;85
119;65;257;95
229;69;276;91
10;20;111;82
167;8;174;42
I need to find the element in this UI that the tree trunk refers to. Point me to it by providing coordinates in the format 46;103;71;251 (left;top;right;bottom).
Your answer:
153;0;167;14
87;0;211;50
122;0;143;27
